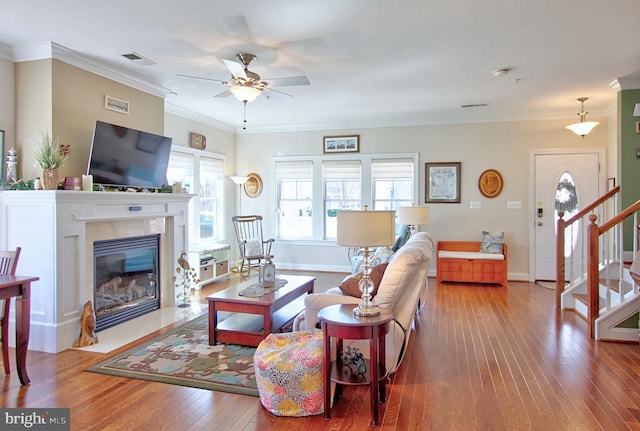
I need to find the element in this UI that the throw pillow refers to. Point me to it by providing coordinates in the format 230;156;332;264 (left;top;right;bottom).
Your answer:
244;238;263;257
480;231;504;254
339;263;389;298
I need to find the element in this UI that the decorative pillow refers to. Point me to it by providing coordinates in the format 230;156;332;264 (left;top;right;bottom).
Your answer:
339;263;389;298
480;231;504;254
244;238;263;257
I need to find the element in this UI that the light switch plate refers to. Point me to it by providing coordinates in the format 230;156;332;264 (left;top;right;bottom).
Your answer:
507;201;522;209
470;201;481;209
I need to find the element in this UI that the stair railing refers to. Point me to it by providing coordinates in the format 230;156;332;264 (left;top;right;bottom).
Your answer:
587;200;640;338
556;185;620;308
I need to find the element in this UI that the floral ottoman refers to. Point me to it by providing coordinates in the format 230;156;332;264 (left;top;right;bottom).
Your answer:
254;330;324;416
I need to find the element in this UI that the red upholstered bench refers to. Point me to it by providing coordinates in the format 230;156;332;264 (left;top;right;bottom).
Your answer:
436;241;507;286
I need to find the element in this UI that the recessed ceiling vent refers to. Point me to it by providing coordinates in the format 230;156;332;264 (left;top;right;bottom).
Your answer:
461;103;490;108
121;52;156;66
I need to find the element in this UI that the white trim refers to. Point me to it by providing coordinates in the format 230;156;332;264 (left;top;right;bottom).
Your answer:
528;147;606;282
165;103;236;133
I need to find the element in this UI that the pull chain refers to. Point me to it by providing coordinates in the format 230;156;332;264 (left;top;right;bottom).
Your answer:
243;100;248;130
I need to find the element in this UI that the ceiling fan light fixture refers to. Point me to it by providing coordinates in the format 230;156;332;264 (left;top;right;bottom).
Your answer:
566;97;599;137
230;85;261;102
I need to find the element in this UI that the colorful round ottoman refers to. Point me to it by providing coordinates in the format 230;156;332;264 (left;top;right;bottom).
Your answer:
254;330;324;416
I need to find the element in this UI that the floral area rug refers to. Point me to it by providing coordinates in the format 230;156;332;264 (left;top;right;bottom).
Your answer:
86;314;258;396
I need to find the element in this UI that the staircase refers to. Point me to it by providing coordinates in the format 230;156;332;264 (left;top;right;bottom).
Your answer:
556;185;640;341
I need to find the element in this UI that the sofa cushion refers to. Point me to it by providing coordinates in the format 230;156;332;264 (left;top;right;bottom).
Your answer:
373;232;431;312
339;263;388;298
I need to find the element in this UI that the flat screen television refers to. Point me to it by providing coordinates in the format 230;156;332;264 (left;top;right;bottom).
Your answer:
87;120;173;189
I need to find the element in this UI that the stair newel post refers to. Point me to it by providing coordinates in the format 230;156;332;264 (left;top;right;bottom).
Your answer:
587;214;599;338
556;211;566;309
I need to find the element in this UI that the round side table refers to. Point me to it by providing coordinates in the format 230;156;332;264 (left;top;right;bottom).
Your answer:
318;303;393;427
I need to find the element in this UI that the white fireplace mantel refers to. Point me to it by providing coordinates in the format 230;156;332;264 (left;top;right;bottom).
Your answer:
0;190;192;353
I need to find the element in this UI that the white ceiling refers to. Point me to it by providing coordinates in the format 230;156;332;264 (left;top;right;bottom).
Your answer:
1;0;640;133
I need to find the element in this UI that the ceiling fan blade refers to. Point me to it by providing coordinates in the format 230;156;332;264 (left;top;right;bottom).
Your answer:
264;75;310;87
263;87;294;100
222;59;248;80
177;74;227;84
213;89;232;98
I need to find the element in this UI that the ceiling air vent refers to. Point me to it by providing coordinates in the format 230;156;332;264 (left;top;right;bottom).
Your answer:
461;103;490;108
121;52;156;66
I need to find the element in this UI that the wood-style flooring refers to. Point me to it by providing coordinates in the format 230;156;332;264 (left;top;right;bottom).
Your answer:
3;271;640;430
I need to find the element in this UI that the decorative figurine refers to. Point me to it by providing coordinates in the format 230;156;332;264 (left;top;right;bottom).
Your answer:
6;147;17;182
259;255;276;287
72;300;98;347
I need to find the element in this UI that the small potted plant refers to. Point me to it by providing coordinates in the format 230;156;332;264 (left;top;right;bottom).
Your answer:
34;131;69;190
173;252;200;307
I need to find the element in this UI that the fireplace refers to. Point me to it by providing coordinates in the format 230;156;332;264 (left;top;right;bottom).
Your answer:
94;234;161;331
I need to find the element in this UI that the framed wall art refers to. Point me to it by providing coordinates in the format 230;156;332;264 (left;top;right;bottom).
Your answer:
425;162;461;203
323;135;359;153
105;95;130;114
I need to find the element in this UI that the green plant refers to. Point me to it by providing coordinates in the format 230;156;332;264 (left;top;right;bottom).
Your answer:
34;131;69;169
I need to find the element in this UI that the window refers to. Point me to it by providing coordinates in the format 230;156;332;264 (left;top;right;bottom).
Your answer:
323;161;362;239
167;147;225;243
273;153;417;241
275;161;313;239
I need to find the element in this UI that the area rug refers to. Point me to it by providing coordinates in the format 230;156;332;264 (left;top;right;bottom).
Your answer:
86;314;258;396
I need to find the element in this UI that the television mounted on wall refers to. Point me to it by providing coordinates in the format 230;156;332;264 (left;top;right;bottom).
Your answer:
87;120;172;189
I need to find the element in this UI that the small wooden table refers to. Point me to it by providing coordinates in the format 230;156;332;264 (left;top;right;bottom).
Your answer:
319;304;392;427
206;275;315;346
0;274;39;385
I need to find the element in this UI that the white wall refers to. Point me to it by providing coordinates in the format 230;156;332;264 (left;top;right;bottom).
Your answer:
235;118;609;279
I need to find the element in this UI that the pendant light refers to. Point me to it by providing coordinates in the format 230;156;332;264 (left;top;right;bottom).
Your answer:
566;97;599;137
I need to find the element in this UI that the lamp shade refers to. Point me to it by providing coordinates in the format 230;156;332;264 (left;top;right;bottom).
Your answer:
337;209;396;247
230;176;249;185
397;206;429;226
565;121;599;136
230;85;261;102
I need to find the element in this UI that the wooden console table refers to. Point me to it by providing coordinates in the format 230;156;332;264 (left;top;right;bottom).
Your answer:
0;274;39;385
319;304;392;427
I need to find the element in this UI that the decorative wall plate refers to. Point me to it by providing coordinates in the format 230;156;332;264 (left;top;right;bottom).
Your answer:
244;172;263;198
478;169;503;198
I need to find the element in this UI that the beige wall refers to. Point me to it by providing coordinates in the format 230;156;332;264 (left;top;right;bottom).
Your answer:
0;57;14;157
235;117;609;278
15;59;164;180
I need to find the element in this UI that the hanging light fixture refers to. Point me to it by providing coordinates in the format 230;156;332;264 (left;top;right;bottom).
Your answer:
565;97;599;137
229;85;261;103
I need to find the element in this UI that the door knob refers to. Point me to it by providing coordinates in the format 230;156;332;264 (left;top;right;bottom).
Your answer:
537;221;543;226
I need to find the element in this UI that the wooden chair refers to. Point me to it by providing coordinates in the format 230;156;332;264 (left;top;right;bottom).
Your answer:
231;215;274;275
0;247;21;375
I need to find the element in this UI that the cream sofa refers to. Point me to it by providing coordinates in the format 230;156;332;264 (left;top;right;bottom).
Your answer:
293;232;434;374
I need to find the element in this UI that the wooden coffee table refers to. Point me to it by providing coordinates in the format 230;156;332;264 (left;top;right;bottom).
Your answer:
206;274;315;346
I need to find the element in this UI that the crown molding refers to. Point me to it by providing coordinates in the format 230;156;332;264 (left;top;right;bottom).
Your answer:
610;76;640;91
164;103;236;133
12;41;172;98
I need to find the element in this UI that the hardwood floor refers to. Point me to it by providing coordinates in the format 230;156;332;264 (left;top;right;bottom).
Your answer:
3;272;640;430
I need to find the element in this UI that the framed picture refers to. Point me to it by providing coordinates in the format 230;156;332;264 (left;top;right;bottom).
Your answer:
105;95;130;114
189;132;206;150
323;135;359;153
425;162;461;203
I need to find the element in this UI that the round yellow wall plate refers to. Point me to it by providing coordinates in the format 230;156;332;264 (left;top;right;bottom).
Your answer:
244;172;263;198
478;169;503;198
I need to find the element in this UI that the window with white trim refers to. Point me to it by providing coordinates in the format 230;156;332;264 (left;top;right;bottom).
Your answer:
273;153;417;241
167;147;225;243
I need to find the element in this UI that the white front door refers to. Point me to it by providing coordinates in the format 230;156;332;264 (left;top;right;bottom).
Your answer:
533;151;601;281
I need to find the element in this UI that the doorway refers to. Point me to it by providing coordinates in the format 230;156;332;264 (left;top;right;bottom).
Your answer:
530;149;603;281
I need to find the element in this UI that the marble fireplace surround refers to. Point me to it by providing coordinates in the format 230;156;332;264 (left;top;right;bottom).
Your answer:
0;191;192;353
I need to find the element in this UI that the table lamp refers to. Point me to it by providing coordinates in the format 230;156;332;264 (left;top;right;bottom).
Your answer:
337;207;396;316
398;205;429;237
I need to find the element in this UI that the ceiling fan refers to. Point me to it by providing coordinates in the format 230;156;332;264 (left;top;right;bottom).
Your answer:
178;53;310;103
